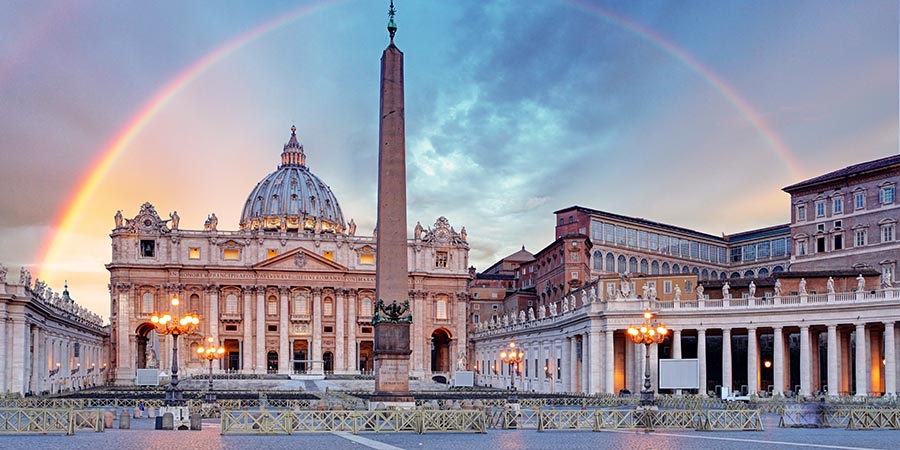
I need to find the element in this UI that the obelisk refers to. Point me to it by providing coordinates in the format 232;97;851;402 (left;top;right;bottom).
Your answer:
372;1;413;402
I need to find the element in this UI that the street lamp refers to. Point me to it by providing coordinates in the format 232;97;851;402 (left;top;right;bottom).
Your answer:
499;341;524;402
197;336;226;402
627;309;668;407
150;295;200;406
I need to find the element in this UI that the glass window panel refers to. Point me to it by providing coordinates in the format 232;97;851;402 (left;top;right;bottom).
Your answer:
591;220;603;241
638;230;648;248
615;226;626;245
700;243;709;261
627;228;637;247
604;223;615;242
680;239;690;256
690;241;699;259
659;235;669;254
757;241;771;259
731;247;742;263
649;233;658;251
742;244;756;261
772;238;785;257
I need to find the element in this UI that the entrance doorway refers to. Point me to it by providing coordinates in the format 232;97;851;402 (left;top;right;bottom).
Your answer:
267;351;278;372
293;340;309;373
134;323;156;369
323;351;333;373
359;341;373;373
431;329;452;373
223;339;241;371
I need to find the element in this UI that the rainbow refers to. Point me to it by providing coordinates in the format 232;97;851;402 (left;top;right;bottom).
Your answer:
36;1;338;281
37;0;801;280
565;0;804;177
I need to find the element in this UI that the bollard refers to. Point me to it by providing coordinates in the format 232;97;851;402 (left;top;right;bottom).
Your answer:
119;410;131;429
155;416;163;430
190;413;202;431
104;411;115;429
161;412;174;430
148;406;156;419
133;407;142;419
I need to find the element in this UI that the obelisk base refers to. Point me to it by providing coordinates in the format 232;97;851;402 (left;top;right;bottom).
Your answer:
372;322;414;405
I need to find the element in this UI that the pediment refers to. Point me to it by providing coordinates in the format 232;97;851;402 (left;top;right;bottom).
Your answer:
253;247;348;271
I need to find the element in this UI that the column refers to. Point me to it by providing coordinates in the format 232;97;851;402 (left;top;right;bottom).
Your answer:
312;288;323;375
886;322;897;396
10;314;26;394
115;286;133;383
412;291;424;377
771;327;784;396
242;288;253;372
840;329;851;394
697;329;707;396
31;327;41;393
0;303;7;393
562;337;571;392
722;328;732;394
799;325;811;396
673;329;682;396
855;323;867;396
826;325;838;397
335;289;345;373
570;337;579;392
604;329;615;394
279;288;290;374
347;290;358;372
582;333;591;393
208;286;219;342
870;327;883;395
747;327;758;395
649;340;659;393
256;287;266;373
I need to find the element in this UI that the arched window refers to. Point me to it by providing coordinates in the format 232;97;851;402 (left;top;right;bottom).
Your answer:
617;255;626;274
661;262;670;275
682;265;690;274
268;295;278;316
691;267;699;275
651;261;659;275
435;296;448;320
293;293;308;316
226;293;238;314
629;257;638;273
701;269;709;280
593;251;602;270
730;272;741;279
758;268;770;277
606;253;615;272
142;292;153;313
744;270;755;278
640;259;649;274
772;266;785;273
711;270;718;280
360;297;373;317
720;272;727;280
672;264;680;273
189;293;200;313
324;297;334;316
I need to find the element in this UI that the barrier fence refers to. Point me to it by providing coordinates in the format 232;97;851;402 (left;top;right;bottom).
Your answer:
0;408;104;435
220;409;487;434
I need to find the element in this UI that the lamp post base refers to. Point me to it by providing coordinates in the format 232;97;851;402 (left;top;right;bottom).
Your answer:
165;385;185;406
639;389;656;407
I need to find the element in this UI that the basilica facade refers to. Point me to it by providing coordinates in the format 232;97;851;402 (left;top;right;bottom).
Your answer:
108;129;470;385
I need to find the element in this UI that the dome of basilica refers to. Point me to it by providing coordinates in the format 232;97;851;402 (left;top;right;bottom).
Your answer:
239;127;346;233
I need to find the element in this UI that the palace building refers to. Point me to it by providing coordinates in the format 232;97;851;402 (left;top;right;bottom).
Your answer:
107;129;470;385
471;154;900;398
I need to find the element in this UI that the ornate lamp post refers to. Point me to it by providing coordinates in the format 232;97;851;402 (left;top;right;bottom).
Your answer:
197;336;225;403
627;309;668;407
499;341;524;402
150;295;200;406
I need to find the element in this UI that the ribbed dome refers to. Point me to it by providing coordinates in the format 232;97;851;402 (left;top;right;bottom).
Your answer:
239;127;346;233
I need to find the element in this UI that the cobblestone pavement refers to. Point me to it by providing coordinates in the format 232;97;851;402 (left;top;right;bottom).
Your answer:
0;415;896;450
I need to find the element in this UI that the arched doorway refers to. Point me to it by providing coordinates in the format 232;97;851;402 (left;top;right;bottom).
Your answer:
267;351;278;372
431;329;452;373
293;340;308;374
223;339;240;371
323;351;333;373
134;323;156;369
359;341;373;373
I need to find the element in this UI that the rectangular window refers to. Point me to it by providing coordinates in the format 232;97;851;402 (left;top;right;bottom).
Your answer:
649;233;659;251
731;246;742;263
627;228;637;247
815;200;826;217
267;249;277;259
590;220;603;241
189;247;200;259
757;241;770;259
322;251;334;261
268;325;278;332
816;237;826;253
323;326;333;333
73;343;80;358
268;300;277;316
699;243;709;261
324;301;333;316
680;239;690;257
435;251;449;268
436;300;448;320
223;248;239;260
742;244;756;261
797;240;807;256
855;192;866;210
883;224;896;243
225;325;238;332
797;205;807;221
664;280;672;294
604;222;615;243
817;223;825;233
834;234;843;250
719;247;728;264
855;229;867;247
140;240;155;257
684;280;693;293
473;314;479;323
638;230;649;248
786;237;792;255
881;186;895;204
571;271;578;279
615;226;626;245
359;254;374;265
690;241;699;259
834;220;842;229
772;239;785;257
659;235;669;254
833;197;843;214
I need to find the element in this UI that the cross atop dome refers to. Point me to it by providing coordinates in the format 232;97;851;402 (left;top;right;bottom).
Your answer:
281;125;306;167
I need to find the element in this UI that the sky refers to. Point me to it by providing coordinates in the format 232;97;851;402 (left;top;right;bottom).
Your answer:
0;0;897;320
